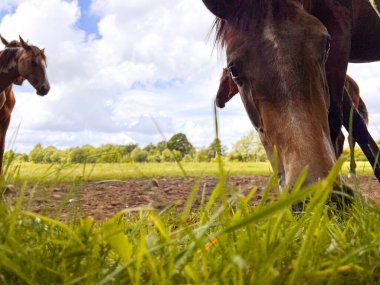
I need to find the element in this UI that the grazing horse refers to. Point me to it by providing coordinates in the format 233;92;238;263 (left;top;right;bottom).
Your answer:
202;0;380;189
0;36;49;173
215;70;368;175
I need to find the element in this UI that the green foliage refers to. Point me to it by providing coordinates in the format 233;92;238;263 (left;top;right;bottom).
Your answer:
2;160;380;284
226;151;243;162
167;133;194;156
195;148;209;162
131;148;148;163
207;138;226;160
232;131;266;162
29;143;44;163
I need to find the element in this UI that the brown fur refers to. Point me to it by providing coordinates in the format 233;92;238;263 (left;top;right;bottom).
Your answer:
0;36;49;96
0;36;48;173
204;0;380;185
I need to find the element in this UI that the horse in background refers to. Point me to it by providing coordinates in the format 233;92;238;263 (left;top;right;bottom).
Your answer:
0;35;50;173
336;75;369;175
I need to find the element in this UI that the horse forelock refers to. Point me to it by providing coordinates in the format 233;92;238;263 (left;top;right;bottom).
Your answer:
29;45;47;65
213;0;297;48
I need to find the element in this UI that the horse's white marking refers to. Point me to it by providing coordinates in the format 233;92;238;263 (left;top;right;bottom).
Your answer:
0;59;16;74
263;25;278;48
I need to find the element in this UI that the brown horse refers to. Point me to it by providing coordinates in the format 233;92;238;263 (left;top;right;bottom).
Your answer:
202;0;380;189
0;36;49;95
215;70;368;175
0;36;23;174
0;36;49;173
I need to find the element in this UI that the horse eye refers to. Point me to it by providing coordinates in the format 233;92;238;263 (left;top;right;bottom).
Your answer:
228;65;243;86
228;66;239;78
326;39;331;53
323;36;331;54
31;60;38;67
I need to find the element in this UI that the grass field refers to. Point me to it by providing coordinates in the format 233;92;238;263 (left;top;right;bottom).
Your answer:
4;160;374;184
1;159;380;284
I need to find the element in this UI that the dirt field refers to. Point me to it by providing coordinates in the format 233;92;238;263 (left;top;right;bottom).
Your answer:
4;175;380;221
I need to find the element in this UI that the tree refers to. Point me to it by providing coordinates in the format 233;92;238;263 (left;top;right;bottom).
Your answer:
207;138;226;159
69;147;88;163
29;143;44;163
167;133;194;156
43;146;60;163
143;143;156;153
156;141;167;152
233;131;266;162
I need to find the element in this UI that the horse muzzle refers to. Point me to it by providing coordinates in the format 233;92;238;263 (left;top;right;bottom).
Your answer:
37;84;50;96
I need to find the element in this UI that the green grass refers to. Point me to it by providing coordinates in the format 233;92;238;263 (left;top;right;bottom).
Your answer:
0;158;380;284
1;159;380;284
3;161;374;184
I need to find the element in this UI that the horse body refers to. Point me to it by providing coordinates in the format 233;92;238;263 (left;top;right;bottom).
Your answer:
0;85;15;172
306;0;380;180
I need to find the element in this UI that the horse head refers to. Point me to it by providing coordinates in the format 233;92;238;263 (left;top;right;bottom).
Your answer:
205;0;348;197
17;36;50;96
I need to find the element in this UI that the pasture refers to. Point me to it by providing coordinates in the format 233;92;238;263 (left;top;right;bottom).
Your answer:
1;159;380;284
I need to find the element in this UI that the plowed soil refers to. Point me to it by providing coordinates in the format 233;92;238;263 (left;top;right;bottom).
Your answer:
4;175;380;221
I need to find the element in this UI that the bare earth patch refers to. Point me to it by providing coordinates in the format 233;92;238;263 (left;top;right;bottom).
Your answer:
5;175;380;221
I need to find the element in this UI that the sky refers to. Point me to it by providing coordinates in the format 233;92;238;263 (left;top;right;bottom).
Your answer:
1;0;380;153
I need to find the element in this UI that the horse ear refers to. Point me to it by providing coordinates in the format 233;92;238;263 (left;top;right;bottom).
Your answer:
202;0;240;19
0;34;9;46
19;36;31;50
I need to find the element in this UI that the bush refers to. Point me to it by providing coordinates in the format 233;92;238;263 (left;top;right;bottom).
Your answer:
131;148;148;162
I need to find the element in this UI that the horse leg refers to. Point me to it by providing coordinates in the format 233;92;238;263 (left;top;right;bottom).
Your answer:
342;95;380;181
348;133;356;175
335;131;345;158
0;116;10;176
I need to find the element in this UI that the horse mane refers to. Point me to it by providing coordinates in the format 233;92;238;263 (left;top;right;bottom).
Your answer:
0;48;18;73
213;0;296;47
6;40;22;48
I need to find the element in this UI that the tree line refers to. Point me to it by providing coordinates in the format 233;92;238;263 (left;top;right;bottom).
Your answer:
5;131;371;164
6;132;268;164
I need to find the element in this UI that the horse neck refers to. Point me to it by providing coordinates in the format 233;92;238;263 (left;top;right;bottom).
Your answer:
0;67;19;93
0;48;22;93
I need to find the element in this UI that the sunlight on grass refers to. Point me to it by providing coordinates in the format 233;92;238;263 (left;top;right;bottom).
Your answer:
3;161;374;184
0;158;380;284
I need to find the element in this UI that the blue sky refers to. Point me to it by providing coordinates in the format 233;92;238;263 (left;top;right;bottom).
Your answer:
75;0;99;36
0;0;380;153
